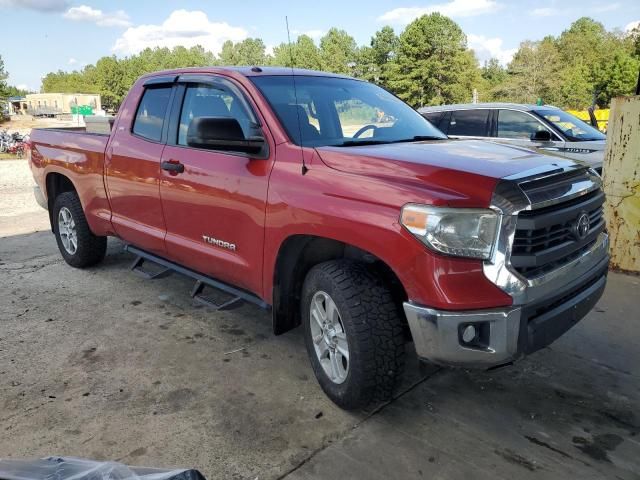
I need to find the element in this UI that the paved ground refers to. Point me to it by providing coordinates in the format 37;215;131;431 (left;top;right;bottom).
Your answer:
1;159;639;479
0;159;50;236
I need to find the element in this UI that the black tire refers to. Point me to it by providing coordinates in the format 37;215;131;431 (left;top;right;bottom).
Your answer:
301;260;405;410
53;191;107;268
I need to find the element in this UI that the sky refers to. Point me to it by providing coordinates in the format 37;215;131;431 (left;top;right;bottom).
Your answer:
1;0;639;91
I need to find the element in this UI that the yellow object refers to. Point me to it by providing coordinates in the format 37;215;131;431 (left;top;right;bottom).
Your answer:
566;108;609;132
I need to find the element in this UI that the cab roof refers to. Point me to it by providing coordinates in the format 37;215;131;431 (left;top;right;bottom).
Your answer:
140;66;355;81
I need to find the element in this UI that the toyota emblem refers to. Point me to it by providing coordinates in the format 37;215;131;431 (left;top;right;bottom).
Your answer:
574;213;590;240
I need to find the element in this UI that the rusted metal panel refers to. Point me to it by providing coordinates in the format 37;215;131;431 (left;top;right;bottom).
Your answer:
602;96;640;273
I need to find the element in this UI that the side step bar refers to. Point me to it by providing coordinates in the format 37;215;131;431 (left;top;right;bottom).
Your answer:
124;245;270;311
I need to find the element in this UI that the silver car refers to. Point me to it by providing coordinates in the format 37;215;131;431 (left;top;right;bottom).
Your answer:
419;103;606;173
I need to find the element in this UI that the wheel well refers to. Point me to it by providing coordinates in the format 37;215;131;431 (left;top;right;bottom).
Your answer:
272;235;408;335
45;173;76;231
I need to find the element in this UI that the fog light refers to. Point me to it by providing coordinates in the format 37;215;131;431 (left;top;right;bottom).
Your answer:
462;325;477;343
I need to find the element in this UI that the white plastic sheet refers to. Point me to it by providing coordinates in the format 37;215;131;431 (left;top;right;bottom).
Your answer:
0;457;206;480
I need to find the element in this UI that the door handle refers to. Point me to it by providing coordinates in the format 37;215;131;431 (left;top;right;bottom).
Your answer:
161;160;184;174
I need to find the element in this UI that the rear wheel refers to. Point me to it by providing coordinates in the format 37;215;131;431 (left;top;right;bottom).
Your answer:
53;191;107;268
302;260;405;409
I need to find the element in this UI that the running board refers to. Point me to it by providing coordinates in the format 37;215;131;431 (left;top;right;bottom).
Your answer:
124;245;269;311
130;255;172;279
190;280;243;311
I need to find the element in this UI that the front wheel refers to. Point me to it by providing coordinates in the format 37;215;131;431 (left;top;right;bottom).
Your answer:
302;260;406;409
53;191;107;268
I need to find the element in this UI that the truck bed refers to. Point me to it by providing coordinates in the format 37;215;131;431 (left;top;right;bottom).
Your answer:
29;127;113;236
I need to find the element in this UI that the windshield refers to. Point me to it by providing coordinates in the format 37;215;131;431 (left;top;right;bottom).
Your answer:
250;75;446;147
535;109;606;142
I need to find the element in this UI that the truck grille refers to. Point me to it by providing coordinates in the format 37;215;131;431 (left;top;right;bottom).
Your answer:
511;187;605;278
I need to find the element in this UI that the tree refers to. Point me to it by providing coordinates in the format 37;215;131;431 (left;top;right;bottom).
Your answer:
557;17;611;71
357;26;398;85
371;26;399;66
596;51;640;104
219;40;241;65
481;58;506;87
630;25;640;58
41;68;99;95
558;63;593;109
497;37;562;105
219;38;267;66
0;54;8;97
319;28;358;74
3;84;31;96
386;13;481;107
271;35;323;70
94;56;128;110
236;38;268;65
478;58;507;101
553;17;639;107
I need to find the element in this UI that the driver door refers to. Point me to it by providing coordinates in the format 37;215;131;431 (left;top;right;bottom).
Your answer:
159;75;274;295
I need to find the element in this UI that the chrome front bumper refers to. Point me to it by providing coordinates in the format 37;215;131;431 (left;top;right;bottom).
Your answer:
403;303;522;366
33;185;47;210
405;234;609;368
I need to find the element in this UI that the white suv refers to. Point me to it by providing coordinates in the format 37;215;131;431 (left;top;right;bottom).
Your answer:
419;103;605;173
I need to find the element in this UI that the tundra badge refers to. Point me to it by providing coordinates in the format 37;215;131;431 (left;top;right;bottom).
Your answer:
202;235;236;251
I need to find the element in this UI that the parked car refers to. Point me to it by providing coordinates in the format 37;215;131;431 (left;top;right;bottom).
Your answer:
29;68;608;409
419;103;606;173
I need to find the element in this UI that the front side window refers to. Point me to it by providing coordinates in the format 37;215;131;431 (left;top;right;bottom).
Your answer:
447;110;490;137
250;75;446;147
535;109;605;142
497;110;548;139
132;87;172;142
177;83;254;147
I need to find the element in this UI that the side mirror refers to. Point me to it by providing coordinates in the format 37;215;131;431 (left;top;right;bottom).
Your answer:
531;130;552;142
186;116;265;154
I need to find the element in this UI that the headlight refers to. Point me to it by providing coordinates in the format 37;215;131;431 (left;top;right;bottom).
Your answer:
400;204;500;260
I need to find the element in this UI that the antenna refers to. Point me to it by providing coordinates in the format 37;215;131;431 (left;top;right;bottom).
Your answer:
285;16;308;175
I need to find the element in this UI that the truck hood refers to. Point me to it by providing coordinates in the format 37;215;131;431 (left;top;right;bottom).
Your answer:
315;139;576;182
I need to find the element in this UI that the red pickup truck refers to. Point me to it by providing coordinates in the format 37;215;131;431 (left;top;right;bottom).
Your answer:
29;67;609;409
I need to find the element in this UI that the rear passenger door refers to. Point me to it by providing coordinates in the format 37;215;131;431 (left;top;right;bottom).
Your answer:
444;109;490;139
106;81;173;256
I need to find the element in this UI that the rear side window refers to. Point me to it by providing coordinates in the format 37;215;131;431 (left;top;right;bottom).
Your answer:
422;111;443;127
132;87;172;142
497;110;546;139
447;110;489;137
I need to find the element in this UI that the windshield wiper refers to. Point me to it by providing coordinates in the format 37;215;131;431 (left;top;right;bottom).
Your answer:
388;135;446;143
336;135;445;147
336;139;394;147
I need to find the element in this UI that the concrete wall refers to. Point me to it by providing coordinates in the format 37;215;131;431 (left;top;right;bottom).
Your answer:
602;95;640;273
